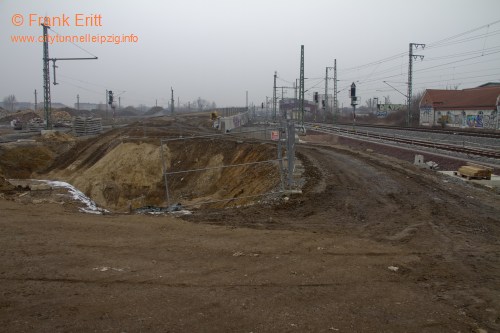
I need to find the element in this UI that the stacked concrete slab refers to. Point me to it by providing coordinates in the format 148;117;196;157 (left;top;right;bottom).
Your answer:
73;117;102;136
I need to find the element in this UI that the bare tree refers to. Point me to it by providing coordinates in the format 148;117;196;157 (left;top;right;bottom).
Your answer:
3;94;17;112
365;98;378;112
194;97;211;111
365;98;372;109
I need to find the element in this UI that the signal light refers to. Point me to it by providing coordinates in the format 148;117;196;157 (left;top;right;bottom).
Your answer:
108;90;113;105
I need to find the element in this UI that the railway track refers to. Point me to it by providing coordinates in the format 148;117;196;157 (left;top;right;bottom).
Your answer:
306;123;500;159
333;122;500;139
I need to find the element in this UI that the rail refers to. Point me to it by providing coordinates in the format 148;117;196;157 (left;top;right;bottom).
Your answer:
306;123;500;159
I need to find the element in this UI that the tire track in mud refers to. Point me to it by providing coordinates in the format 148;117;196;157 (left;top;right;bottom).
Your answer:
187;141;500;331
294;143;500;332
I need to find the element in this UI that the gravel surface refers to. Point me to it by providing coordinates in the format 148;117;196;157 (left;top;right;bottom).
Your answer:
311;125;500;168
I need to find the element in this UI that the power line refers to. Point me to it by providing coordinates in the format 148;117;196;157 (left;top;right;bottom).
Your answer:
337;19;500;85
49;26;98;58
423;45;500;61
415;49;500;73
425;19;500;48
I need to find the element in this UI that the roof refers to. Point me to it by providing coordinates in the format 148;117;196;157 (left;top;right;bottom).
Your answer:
478;82;500;87
420;86;500;111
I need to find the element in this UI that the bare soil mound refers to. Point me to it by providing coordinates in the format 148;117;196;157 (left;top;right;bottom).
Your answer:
0;169;15;192
0;144;56;178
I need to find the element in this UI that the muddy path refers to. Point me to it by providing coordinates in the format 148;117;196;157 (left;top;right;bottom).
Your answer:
185;142;500;331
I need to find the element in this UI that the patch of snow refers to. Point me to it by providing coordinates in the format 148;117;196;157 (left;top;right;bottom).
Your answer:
93;266;125;272
42;180;109;214
170;209;192;216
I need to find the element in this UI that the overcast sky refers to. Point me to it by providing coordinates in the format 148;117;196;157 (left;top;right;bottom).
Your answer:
2;0;500;109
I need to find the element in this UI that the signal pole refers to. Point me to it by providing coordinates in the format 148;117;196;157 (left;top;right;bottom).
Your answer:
407;43;425;127
350;82;358;131
273;71;277;121
105;89;108;119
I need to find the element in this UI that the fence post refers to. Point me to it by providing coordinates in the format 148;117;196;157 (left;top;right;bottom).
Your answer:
277;129;285;191
160;140;170;206
286;121;296;188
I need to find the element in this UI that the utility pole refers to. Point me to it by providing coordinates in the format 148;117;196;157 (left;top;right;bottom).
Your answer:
281;87;285;119
42;24;52;129
325;62;335;119
294;79;298;114
273;71;277;121
77;94;80;111
246;90;248;110
170;87;174;115
333;59;338;122
299;45;305;125
42;24;97;130
407;43;425;127
34;89;37;112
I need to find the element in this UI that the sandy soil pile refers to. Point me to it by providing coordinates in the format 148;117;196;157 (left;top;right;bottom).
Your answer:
65;142;164;210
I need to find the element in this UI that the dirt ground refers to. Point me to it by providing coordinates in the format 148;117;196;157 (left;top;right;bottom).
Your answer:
0;116;499;332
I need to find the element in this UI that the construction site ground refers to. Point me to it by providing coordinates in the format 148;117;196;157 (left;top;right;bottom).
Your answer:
0;115;499;332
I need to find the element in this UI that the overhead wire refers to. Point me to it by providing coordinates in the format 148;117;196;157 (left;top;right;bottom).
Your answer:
334;19;500;104
49;26;98;58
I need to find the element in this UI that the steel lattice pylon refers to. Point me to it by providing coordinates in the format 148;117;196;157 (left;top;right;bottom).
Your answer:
42;24;52;130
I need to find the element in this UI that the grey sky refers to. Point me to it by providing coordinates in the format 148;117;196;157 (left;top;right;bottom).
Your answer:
2;0;500;109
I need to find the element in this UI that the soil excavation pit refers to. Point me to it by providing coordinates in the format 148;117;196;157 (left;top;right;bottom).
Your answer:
47;138;282;212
